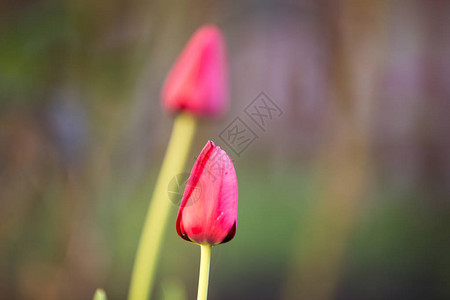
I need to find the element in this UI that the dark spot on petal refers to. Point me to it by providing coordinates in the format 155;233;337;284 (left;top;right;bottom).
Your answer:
220;221;236;244
176;213;192;242
191;226;202;234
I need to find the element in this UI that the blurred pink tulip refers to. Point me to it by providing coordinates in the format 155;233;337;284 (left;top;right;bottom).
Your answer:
161;25;229;117
176;141;238;245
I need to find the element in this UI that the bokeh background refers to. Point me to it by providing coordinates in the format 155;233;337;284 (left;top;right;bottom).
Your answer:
1;0;450;299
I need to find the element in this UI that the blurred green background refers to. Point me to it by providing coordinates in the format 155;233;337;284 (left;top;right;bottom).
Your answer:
1;0;450;299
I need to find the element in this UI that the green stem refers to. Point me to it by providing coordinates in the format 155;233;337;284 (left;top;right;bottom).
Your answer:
197;245;212;300
128;112;197;300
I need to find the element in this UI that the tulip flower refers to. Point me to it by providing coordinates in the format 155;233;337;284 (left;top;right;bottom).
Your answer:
128;25;229;300
161;25;228;117
177;140;237;245
176;141;238;300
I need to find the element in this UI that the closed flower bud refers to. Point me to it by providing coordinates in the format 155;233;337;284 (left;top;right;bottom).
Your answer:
176;141;238;245
161;25;228;117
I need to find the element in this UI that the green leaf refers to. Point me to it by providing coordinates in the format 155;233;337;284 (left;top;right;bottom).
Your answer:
93;289;107;300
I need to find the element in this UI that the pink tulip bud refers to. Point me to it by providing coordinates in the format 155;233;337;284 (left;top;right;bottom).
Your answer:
176;141;238;245
161;25;229;117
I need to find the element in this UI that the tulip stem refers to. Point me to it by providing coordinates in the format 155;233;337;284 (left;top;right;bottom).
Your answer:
197;245;212;300
128;112;197;300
